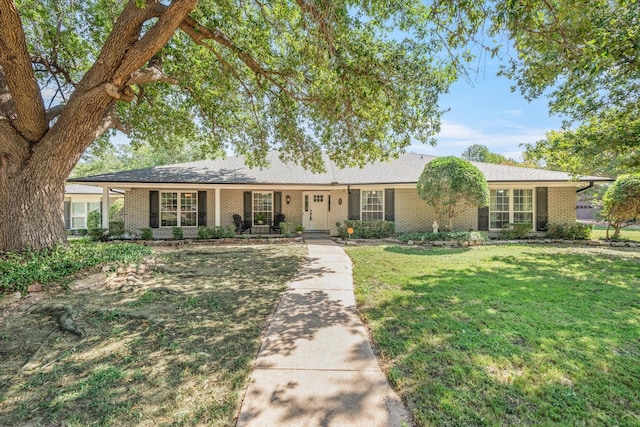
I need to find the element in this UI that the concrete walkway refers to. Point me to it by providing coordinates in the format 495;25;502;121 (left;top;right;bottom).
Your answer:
236;241;410;427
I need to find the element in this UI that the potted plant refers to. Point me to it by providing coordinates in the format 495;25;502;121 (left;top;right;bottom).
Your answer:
295;225;304;235
255;213;266;225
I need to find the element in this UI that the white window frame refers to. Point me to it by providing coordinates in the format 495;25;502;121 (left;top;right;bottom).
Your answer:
489;187;535;230
252;191;273;226
360;189;385;221
70;201;101;229
160;191;198;227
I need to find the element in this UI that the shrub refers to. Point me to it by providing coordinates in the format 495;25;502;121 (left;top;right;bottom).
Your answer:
397;231;488;243
87;210;102;230
172;227;184;239
498;223;534;240
602;173;640;239
279;222;294;237
0;241;152;295
336;220;395;239
196;226;236;239
546;222;592;240
109;198;124;222
109;220;125;238
77;228;88;236
417;156;489;230
139;228;153;240
87;228;109;242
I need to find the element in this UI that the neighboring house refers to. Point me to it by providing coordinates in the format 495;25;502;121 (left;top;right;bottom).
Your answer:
576;192;602;222
64;185;123;230
68;152;610;238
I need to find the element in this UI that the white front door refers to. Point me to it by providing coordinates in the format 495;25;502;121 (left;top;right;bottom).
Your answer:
302;191;329;230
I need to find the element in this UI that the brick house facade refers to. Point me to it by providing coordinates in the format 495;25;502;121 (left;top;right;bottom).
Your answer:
70;152;608;238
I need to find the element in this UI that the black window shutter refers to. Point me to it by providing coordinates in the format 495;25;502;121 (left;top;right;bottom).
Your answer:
478;206;489;231
243;191;252;222
149;191;159;228
274;192;282;214
536;187;548;231
348;189;360;220
384;189;395;221
64;201;71;229
198;191;207;227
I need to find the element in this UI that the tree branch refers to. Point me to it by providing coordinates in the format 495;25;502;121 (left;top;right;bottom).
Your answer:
95;106;129;137
45;105;65;123
0;65;15;121
0;0;48;141
30;55;77;87
294;0;337;57
127;66;178;86
111;0;197;87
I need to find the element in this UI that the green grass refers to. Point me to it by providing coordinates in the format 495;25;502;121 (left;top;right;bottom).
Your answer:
0;244;306;427
0;240;153;294
591;225;640;241
347;245;640;426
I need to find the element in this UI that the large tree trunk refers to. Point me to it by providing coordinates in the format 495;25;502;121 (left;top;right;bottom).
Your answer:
0;169;67;252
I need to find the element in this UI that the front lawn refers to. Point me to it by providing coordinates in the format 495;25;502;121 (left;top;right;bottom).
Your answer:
347;245;640;426
591;224;640;242
0;244;305;427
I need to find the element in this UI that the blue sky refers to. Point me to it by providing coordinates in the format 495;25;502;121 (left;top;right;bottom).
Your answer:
412;61;564;161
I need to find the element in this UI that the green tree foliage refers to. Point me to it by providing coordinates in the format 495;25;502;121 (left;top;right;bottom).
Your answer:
461;144;518;165
416;156;489;230
602;173;640;239
72;138;220;177
523;110;640;177
493;0;640;176
1;0;491;251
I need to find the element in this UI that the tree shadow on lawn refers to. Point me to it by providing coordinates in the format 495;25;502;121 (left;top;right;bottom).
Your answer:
384;245;470;256
360;250;640;425
0;244;306;427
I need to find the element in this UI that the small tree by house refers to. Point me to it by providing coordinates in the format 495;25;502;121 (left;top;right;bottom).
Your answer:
417;156;489;230
602;173;640;239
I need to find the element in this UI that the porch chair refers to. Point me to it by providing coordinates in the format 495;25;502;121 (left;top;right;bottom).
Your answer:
233;214;252;234
270;213;286;234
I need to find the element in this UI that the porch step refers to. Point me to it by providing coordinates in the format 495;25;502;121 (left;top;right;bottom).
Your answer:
302;230;331;239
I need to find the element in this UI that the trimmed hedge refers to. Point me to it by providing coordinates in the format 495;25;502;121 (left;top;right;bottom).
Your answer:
196;226;236;239
545;222;592;240
498;223;534;240
337;220;395;239
397;231;489;243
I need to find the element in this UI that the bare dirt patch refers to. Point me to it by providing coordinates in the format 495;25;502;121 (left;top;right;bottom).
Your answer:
0;244;306;427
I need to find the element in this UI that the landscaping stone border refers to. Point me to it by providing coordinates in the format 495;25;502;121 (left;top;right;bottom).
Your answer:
334;237;640;249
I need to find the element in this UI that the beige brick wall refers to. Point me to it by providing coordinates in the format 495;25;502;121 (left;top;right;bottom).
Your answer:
387;188;477;233
220;189;305;232
122;185;578;238
548;186;577;224
124;189;215;238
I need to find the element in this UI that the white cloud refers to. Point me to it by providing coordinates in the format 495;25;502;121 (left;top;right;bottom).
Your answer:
408;120;551;161
502;109;523;118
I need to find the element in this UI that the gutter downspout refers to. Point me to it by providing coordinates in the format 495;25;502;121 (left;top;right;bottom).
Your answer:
576;181;594;193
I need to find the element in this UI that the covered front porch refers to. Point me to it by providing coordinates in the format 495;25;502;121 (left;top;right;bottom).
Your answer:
91;185;349;239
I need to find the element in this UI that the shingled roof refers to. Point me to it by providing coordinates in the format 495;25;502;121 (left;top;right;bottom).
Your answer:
69;152;610;186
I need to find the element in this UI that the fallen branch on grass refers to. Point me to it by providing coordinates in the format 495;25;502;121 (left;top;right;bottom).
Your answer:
27;303;85;338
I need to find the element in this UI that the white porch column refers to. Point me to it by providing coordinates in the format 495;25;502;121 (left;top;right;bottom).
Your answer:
215;187;221;227
102;187;109;229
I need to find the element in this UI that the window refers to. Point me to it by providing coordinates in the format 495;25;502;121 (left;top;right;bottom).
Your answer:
70;201;101;229
253;192;273;225
71;202;86;229
490;189;534;229
513;189;533;224
361;190;384;221
490;190;510;229
161;191;197;227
